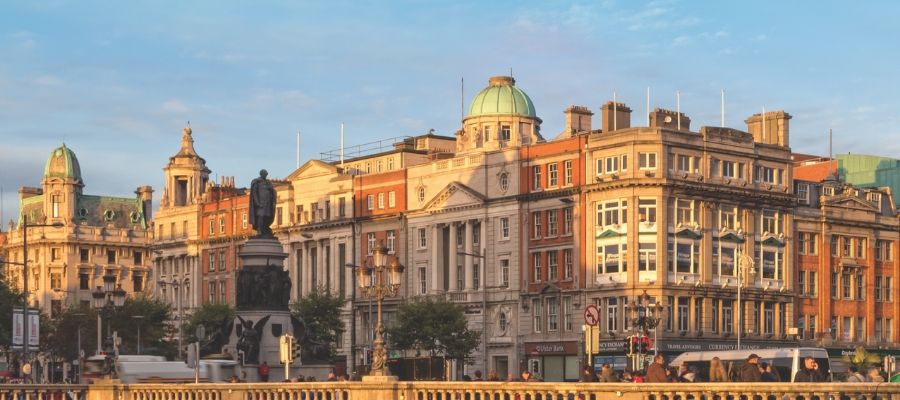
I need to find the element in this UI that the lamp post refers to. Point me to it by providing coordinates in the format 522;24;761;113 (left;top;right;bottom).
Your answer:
132;316;145;354
91;276;126;355
157;279;185;359
630;291;664;369
16;219;64;361
356;242;403;379
71;312;85;383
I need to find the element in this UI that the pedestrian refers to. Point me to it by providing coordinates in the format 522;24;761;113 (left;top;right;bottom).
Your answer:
599;363;615;382
646;355;668;383
258;362;270;382
846;366;866;383
473;370;483;381
793;356;826;382
739;354;762;382
759;362;779;382
581;366;598;382
709;357;729;382
487;370;501;381
868;367;885;383
519;370;536;382
229;375;239;383
632;371;645;383
327;372;336;381
21;361;32;384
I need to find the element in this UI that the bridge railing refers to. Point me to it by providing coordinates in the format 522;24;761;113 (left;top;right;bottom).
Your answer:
1;382;898;400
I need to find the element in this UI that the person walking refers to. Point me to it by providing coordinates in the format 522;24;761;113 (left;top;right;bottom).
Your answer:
258;362;270;382
581;366;598;382
646;355;668;383
868;368;885;383
846;366;866;383
599;364;615;382
760;362;779;382
738;354;762;382
793;357;826;382
709;357;729;382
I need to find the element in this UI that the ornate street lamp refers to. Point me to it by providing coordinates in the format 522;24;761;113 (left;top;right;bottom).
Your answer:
630;291;664;359
92;277;127;356
357;242;404;379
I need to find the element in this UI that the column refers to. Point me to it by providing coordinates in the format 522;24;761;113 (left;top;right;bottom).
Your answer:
318;239;325;291
774;302;782;337
303;243;311;295
430;225;440;293
448;223;458;291
480;220;487;286
465;220;474;291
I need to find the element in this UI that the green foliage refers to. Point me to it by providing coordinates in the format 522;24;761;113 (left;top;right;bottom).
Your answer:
290;287;345;359
0;275;24;349
842;346;882;371
44;304;98;359
388;296;480;362
184;303;235;343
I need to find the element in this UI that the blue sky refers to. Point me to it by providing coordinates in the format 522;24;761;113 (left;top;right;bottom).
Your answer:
1;1;899;223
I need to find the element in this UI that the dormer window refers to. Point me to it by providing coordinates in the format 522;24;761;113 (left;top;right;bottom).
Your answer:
824;186;836;196
500;125;511;141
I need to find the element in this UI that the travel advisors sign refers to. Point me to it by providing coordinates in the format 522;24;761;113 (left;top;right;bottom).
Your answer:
11;308;40;350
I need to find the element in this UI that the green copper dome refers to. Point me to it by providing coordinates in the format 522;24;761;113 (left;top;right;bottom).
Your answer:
468;76;537;119
43;143;82;181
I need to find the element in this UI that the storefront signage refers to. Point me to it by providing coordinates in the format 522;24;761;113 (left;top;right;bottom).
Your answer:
596;339;790;354
525;341;578;355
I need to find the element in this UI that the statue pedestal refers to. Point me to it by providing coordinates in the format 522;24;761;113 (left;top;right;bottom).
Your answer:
226;310;293;367
239;237;287;268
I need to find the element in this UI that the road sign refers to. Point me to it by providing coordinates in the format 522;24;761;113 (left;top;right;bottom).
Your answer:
584;305;600;326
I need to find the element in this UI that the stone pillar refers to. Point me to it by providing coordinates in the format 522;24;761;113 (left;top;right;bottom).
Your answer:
449;223;458;291
479;220;487;284
465;220;474;291
303;243;311;295
430;225;440;292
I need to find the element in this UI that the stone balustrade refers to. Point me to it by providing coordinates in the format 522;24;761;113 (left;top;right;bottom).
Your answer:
1;382;898;400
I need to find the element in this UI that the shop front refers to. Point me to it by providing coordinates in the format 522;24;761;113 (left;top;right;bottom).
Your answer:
523;341;580;382
593;338;800;371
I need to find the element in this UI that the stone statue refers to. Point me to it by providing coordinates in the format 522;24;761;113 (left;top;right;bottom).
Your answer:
200;315;234;357
236;266;291;311
236;315;270;365
249;169;276;238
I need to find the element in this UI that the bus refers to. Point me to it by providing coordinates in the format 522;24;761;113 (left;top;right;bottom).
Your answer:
669;347;831;382
83;355;239;383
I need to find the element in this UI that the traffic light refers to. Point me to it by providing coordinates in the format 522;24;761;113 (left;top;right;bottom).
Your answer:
292;336;303;361
625;335;634;355
279;334;295;364
641;337;652;353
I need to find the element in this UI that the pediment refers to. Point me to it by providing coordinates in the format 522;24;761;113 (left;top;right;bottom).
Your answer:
823;195;879;211
422;182;484;211
539;283;561;294
718;232;744;243
286;160;339;180
674;226;703;239
596;228;625;239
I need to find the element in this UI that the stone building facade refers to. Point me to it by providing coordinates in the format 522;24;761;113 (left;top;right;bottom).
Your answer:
1;144;153;317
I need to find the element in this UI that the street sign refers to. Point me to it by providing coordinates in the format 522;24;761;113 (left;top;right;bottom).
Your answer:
584;305;600;326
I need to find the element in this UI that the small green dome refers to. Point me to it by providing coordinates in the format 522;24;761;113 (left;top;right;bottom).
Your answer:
44;143;82;181
468;76;537;119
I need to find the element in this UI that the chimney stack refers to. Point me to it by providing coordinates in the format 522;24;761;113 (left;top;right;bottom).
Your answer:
135;185;154;221
649;108;691;131
601;101;632;133
563;105;593;136
745;110;791;147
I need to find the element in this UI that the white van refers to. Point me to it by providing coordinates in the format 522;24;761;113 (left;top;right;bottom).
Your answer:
83;355;238;383
669;347;831;382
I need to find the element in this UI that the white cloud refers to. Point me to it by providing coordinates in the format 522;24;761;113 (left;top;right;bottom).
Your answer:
33;75;62;86
672;35;691;47
10;31;35;48
161;99;191;113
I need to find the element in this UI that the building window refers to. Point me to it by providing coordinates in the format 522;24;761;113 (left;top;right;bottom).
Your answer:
51;247;61;261
388;158;395;170
564;249;573;279
473;224;481;245
499;217;510;240
418;228;427;249
722;300;733;334
809;271;817;297
831;272;838;299
533;299;542;333
797;183;810;204
857;273;864;300
563;296;573;331
241;213;248;229
714;243;736;276
387;231;396;253
547;210;558;237
532;165;542;190
50;273;61;290
219;250;226;271
887;319;894;341
876;276;883;302
638;152;657;170
606;297;618;332
563;208;573;234
417;187;426;203
548;163;558;187
51;194;61;218
798;271;806;296
639;243;657;272
208;219;215;235
367;233;376;255
499;173;509;191
548;251;558;281
134;251;143;265
220;216;226;233
367;195;374;210
677;297;689;332
80;248;89;263
638;199;657;223
763;302;774;335
378;193;385;209
695;298;703;332
496;258;509;288
842;273;851;299
605;156;619;174
547;297;559;331
338;197;346;217
598;243;627;274
79;273;90;290
886;277;893;302
220;281;227;304
876;319;884;342
532;212;542;239
208;252;215;271
457;226;464;247
107;250;116;264
532;253;542;282
388;191;396;208
456;265;464;291
668;240;699;274
500;125;511;141
564;160;573;185
597;199;627;227
208;282;216;304
418;267;427;295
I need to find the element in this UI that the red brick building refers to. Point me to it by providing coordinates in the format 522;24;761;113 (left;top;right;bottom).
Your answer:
198;178;251;306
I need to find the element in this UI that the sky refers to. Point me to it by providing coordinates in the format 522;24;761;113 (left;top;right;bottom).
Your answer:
1;0;899;223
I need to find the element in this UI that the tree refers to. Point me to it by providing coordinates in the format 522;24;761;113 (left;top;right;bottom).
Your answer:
184;303;235;355
388;296;480;362
290;287;345;360
44;304;98;360
0;274;24;350
842;346;882;372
